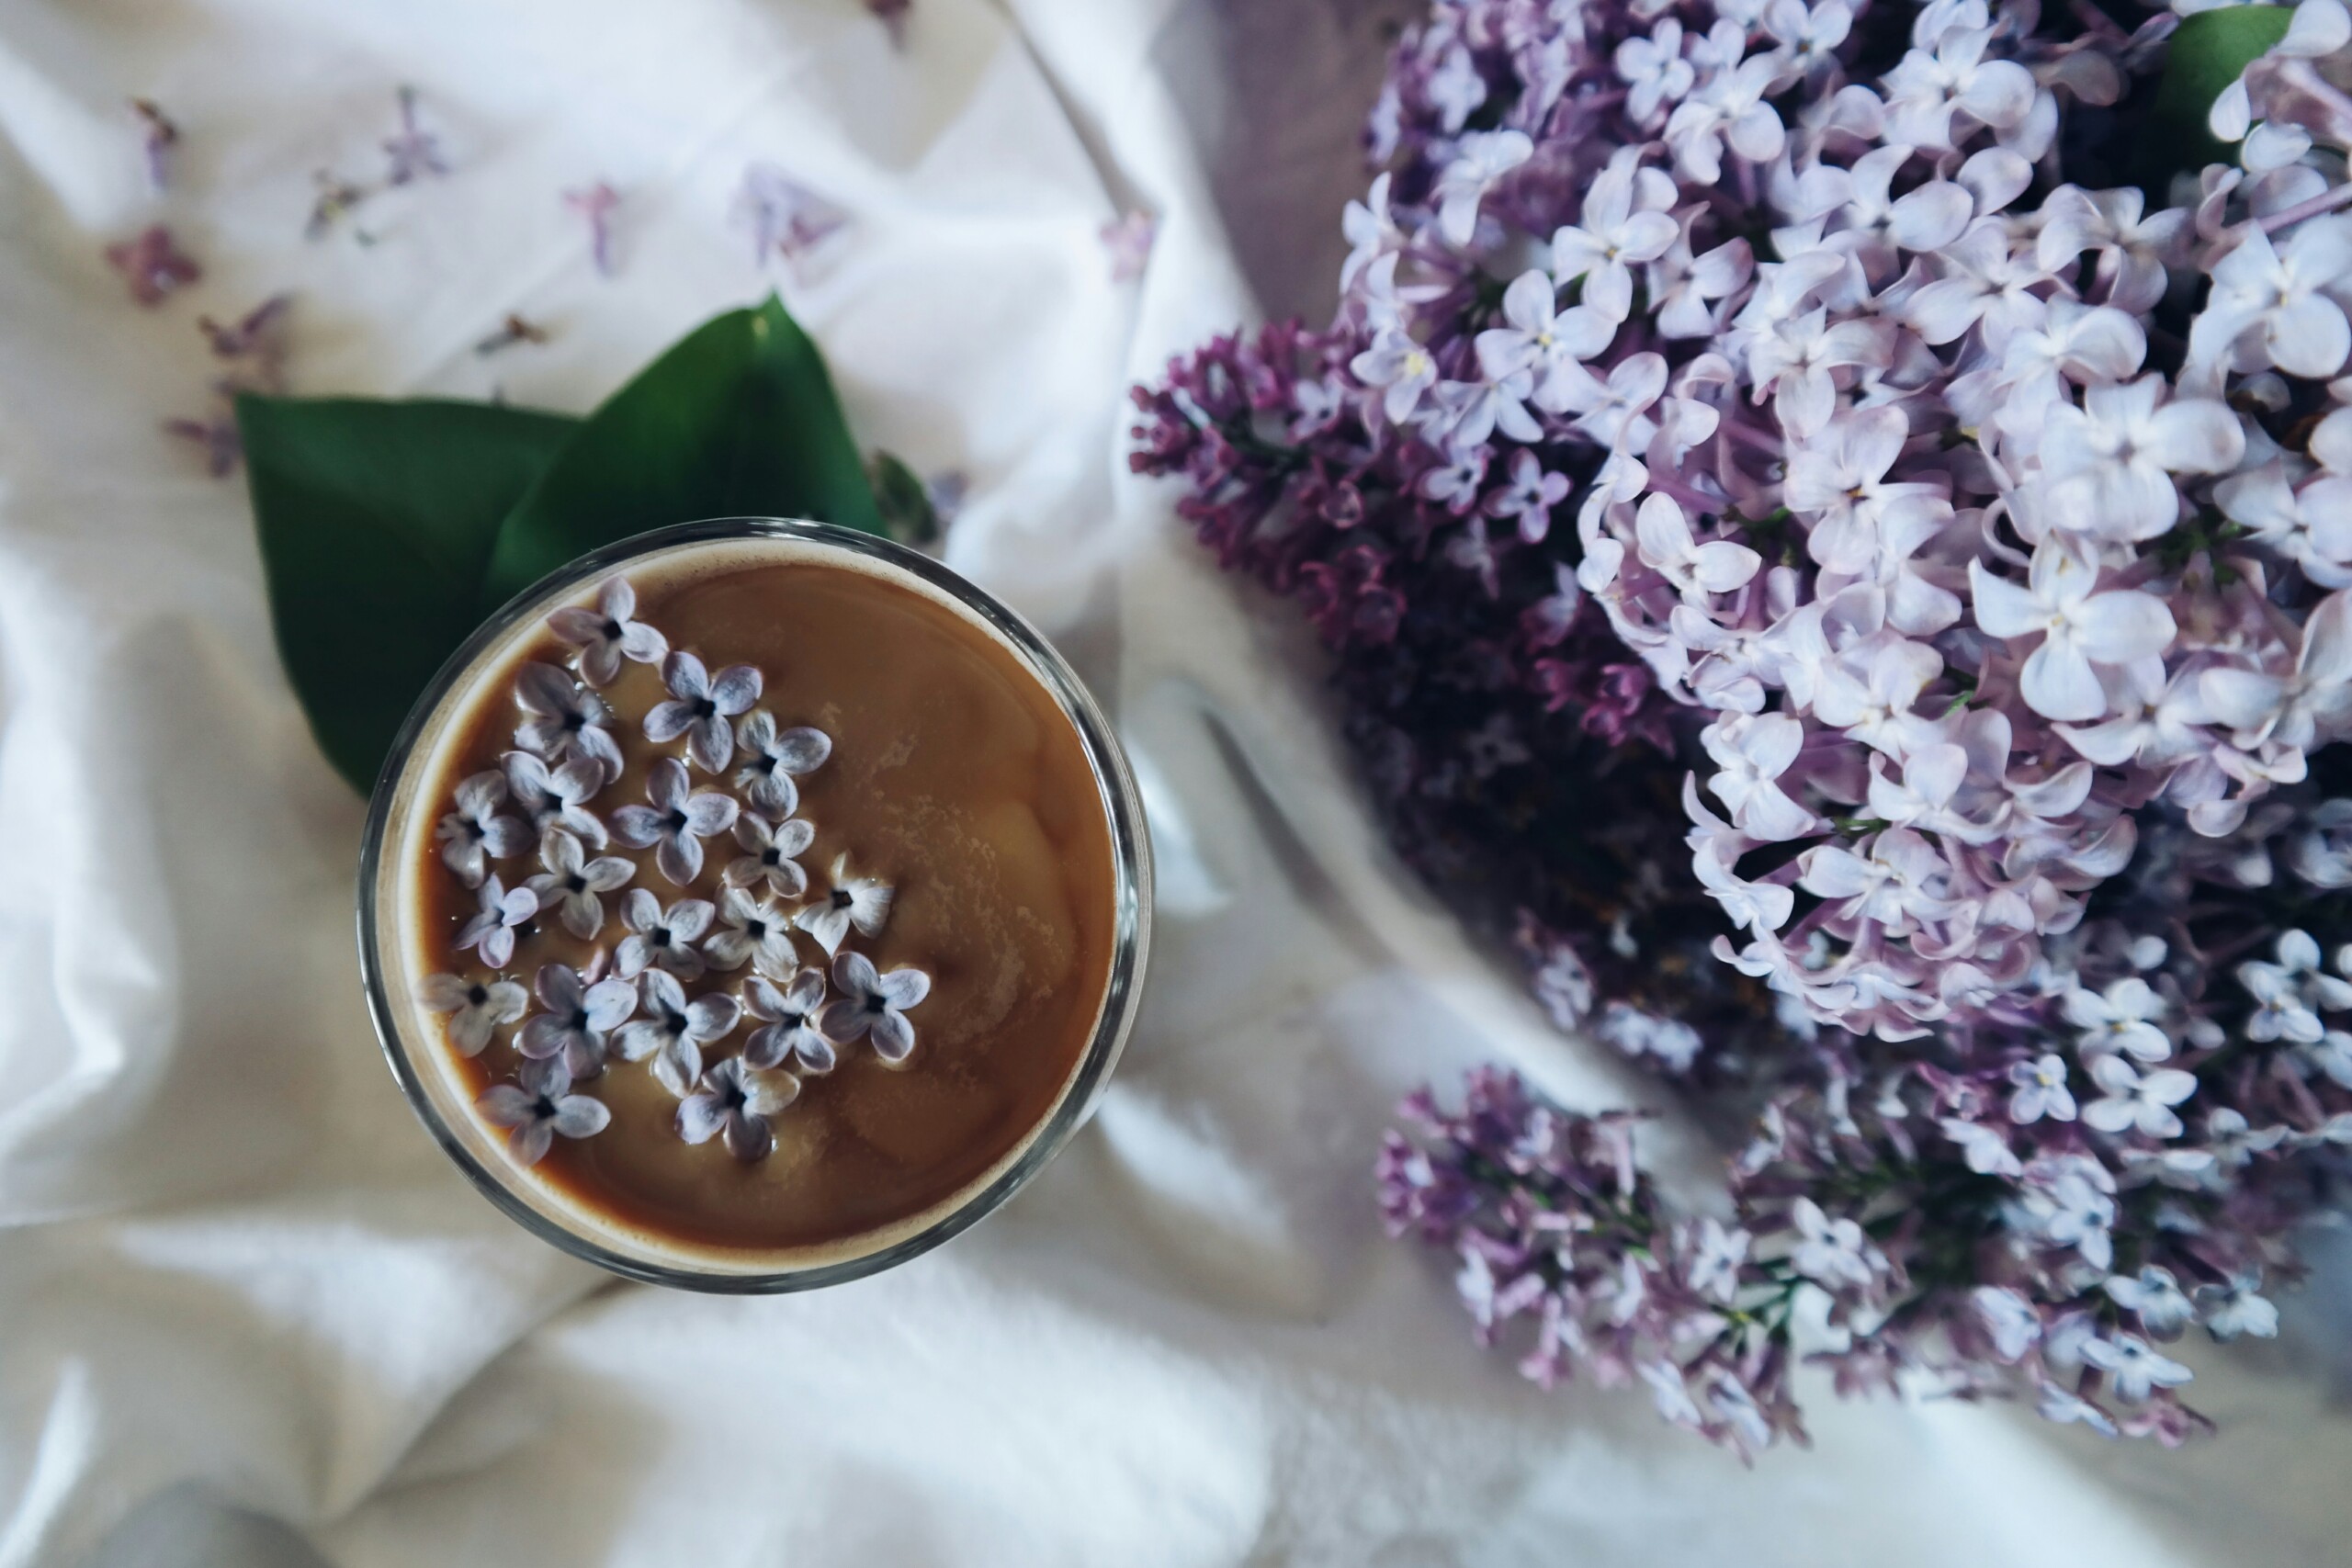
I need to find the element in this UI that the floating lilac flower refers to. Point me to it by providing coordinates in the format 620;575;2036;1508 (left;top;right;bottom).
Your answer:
612;757;740;886
503;750;608;849
380;85;448;186
1102;210;1157;284
516;958;637;1077
614;888;715;981
548;577;665;687
455;875;538;970
794;854;893;956
523;829;636;941
743;966;834;1073
733;164;849;274
418;972;527;1055
2083;1056;2197;1140
678;1055;799;1162
644;652;762;773
727;812;816;898
818;951;930;1064
732;713;830;816
106;225;199;306
436;771;530;888
563;182;621;276
703;886;796;974
2081;1334;2192;1404
513;663;624;781
619;969;743;1096
478;1056;609;1167
2007;1055;2076;1125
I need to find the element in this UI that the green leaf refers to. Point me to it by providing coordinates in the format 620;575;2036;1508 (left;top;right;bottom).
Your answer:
868;450;942;547
481;293;883;609
238;394;581;792
2143;6;2294;189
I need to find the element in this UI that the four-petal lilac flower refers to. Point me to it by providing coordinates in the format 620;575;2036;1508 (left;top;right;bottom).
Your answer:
523;828;637;941
619;969;743;1097
514;663;625;782
703;886;797;975
612;757;741;885
517;958;638;1078
436;771;530;888
455;875;537;969
743;966;835;1073
548;576;667;687
677;1055;800;1162
728;812;817;897
418;972;527;1055
817;951;931;1064
793;854;894;956
645;652;763;773
478;1056;610;1168
614;888;715;981
502;750;609;849
732;713;831;816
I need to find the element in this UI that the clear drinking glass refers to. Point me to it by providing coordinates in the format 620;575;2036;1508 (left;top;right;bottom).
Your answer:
356;517;1151;1292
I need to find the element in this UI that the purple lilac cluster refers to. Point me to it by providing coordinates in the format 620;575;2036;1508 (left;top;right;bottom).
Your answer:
1135;0;2352;1448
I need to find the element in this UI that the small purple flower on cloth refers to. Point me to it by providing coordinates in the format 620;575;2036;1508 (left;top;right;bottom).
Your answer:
517;958;638;1078
819;951;930;1064
436;769;530;888
198;295;294;392
732;712;830;816
793;853;892;956
513;663;625;782
106;225;200;307
563;182;622;276
503;750;609;850
479;1056;609;1167
380;85;449;186
548;576;666;687
732;164;849;275
456;875;538;970
163;406;243;478
644;652;762;773
744;965;834;1074
703;885;797;974
614;888;715;981
728;812;816;898
1101;210;1156;283
417;972;527;1056
524;828;636;941
619;969;743;1097
130;98;178;190
678;1055;799;1162
613;756;740;885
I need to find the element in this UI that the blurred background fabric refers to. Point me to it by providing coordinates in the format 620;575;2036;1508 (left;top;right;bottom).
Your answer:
2;0;2352;1563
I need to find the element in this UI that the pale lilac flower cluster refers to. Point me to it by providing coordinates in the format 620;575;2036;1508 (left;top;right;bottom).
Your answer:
419;573;931;1165
1148;0;2352;1452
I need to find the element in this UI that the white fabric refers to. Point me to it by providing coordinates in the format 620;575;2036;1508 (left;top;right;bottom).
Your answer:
2;1;2350;1563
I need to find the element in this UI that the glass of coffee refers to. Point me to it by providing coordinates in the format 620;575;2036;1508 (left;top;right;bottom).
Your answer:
356;517;1150;1290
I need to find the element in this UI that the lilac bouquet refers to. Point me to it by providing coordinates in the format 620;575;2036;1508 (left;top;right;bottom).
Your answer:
1133;0;2352;1451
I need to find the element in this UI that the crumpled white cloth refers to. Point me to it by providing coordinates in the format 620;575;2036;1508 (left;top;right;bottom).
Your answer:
3;1;2352;1563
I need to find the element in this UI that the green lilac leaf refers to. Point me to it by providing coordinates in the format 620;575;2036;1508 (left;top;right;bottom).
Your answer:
868;450;942;547
2143;6;2295;188
480;293;884;609
238;394;581;792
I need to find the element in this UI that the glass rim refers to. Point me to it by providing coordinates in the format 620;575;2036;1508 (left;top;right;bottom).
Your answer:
356;516;1152;1293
